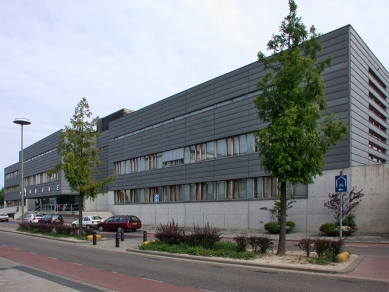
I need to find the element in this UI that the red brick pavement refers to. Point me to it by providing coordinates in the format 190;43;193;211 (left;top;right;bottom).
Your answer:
0;245;202;292
349;255;389;282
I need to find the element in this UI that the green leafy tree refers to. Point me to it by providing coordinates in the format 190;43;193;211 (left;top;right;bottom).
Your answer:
0;187;4;207
50;98;116;234
254;1;347;255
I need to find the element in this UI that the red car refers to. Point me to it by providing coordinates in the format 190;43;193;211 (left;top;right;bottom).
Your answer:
97;215;141;232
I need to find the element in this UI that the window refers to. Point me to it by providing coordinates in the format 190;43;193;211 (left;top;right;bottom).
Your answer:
163;186;170;202
126;160;131;173
263;177;278;198
217;139;226;158
206;182;214;200
239;134;247;155
189;184;196;201
217;181;226;200
156;153;162;168
206;141;215;160
369;141;386;154
190;145;196;162
369;68;387;89
369;154;386;164
254;177;263;198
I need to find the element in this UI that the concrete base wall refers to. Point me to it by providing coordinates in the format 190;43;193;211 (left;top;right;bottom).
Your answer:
86;164;388;234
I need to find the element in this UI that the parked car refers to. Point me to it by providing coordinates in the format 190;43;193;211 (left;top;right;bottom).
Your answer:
23;214;43;223
38;214;64;225
0;213;9;222
72;215;105;229
97;215;141;232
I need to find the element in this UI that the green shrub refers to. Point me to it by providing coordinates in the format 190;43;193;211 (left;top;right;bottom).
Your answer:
319;222;337;235
286;221;296;229
264;222;280;233
264;221;295;234
139;240;256;260
343;214;357;228
294;238;314;257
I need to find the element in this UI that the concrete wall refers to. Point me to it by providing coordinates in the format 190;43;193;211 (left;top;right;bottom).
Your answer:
88;164;388;234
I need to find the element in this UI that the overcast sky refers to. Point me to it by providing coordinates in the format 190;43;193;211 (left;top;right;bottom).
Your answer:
1;0;388;189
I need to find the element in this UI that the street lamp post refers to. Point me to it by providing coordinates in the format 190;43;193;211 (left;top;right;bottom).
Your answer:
13;118;31;222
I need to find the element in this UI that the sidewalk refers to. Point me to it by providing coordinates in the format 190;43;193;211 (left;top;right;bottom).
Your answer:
1;221;388;291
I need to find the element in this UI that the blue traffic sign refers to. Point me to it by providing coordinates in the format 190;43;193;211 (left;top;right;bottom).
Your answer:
154;194;160;203
335;175;348;192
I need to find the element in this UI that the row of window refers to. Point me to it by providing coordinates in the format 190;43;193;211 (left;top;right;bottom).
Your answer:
369;104;386;122
114;91;260;141
368;79;387;101
114;176;307;204
5;170;19;180
5;186;19;194
369;116;386;133
369;68;387;90
24;148;57;164
369;153;386;164
367;69;387;165
114;133;257;175
24;172;59;187
369;128;386;145
369;91;386;113
369;141;386;154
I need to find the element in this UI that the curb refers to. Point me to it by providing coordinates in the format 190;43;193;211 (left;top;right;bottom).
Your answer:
123;247;362;275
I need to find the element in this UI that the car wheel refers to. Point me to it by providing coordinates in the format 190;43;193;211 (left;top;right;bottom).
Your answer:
86;225;91;229
117;227;122;233
72;224;76;228
98;225;104;232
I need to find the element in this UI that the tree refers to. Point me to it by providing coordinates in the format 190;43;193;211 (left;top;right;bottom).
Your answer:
324;188;364;221
50;98;116;235
0;187;4;207
254;1;347;255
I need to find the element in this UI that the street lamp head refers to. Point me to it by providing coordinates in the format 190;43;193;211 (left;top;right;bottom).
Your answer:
13;118;31;126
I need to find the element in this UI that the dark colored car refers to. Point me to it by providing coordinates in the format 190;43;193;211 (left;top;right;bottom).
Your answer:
38;214;64;225
97;215;141;232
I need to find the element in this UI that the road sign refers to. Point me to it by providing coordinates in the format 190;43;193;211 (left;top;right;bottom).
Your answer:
335;175;348;192
154;194;160;203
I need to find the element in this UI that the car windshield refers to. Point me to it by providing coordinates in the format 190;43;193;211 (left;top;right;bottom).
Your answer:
129;216;139;221
91;216;103;220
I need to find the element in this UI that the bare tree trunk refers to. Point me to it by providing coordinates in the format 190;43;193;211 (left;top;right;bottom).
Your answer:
277;181;287;256
78;194;84;236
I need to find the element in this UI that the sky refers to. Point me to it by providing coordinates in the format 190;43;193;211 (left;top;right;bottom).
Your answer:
1;0;388;189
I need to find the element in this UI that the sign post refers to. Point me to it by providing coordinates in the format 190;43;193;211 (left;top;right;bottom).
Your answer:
335;173;348;238
154;194;160;232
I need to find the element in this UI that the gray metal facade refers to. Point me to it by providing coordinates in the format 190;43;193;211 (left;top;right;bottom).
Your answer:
4;25;388;203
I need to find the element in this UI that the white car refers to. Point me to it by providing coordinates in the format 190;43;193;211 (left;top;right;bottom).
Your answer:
71;215;105;229
23;214;43;223
0;213;9;222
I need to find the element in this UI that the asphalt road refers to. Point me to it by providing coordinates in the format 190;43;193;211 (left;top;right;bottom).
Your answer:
1;231;388;292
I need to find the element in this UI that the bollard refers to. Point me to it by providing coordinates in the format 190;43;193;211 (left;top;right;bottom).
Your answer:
121;229;124;241
93;231;97;245
143;230;147;243
115;232;120;247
